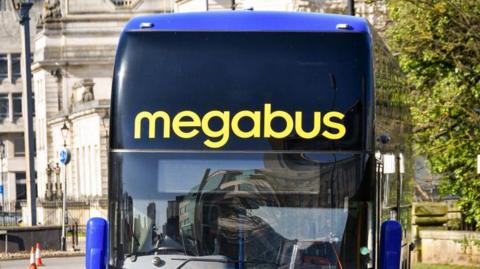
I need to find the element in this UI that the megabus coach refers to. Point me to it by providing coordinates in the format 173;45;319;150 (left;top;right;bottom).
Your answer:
85;11;414;269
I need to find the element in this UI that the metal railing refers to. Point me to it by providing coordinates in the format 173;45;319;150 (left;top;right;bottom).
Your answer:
37;198;108;227
0;212;21;226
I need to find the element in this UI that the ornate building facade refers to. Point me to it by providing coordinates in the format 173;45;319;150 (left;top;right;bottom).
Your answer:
0;0;42;214
32;0;173;225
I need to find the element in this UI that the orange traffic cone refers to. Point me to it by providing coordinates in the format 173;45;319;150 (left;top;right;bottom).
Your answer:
29;246;37;269
35;243;43;266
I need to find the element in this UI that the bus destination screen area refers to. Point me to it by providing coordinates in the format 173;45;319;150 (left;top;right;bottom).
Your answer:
112;32;370;151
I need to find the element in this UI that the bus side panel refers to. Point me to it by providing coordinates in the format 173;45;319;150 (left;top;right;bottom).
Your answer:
372;27;414;269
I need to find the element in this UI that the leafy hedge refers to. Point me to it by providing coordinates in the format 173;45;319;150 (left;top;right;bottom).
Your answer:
386;0;480;228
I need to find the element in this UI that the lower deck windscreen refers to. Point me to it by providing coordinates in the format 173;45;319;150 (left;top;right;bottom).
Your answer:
109;152;373;269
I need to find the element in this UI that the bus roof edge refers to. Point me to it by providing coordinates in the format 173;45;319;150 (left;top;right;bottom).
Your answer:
124;11;370;33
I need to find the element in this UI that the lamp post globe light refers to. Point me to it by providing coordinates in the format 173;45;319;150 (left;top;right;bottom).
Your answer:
10;0;37;226
59;122;70;251
61;122;69;147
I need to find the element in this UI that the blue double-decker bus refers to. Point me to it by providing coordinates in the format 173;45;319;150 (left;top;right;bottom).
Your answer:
85;11;413;269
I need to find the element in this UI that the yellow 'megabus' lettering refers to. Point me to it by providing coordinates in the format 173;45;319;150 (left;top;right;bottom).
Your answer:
231;111;261;138
134;111;170;139
202;110;230;149
295;111;322;139
322;111;346;140
264;103;294;138
172;111;201;139
133;104;347;148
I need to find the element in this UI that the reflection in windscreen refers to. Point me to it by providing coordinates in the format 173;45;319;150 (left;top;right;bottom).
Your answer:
114;152;368;269
251;207;348;241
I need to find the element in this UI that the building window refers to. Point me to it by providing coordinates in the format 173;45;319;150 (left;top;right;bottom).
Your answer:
0;94;8;119
14;136;25;156
15;172;26;200
0;54;7;78
12;93;22;119
32;93;35;117
12;53;21;79
0;0;7;12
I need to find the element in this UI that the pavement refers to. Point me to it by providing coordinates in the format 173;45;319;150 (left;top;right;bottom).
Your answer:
0;256;84;269
0;236;86;261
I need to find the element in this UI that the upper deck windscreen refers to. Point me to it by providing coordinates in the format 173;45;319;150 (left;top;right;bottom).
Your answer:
111;31;371;151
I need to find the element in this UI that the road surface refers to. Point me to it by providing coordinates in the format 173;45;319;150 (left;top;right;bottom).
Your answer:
0;256;84;269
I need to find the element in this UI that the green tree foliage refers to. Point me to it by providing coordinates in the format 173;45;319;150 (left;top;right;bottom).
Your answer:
386;0;480;228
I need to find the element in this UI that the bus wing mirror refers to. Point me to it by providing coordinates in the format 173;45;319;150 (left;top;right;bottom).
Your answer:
86;217;109;269
379;220;402;269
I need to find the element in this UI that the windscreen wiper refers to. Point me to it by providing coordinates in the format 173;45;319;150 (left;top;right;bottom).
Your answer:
125;233;141;262
175;258;278;269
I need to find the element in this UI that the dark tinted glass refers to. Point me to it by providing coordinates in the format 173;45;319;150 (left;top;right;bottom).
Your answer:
12;53;21;78
112;32;370;151
0;54;7;78
15;172;27;200
14;136;25;156
109;152;371;269
13;93;22;118
0;94;8;118
0;1;7;11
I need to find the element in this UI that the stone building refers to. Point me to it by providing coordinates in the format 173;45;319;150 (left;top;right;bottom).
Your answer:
0;0;42;213
32;0;174;226
175;0;388;32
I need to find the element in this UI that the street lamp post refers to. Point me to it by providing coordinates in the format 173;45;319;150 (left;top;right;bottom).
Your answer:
348;0;355;16
11;0;37;226
60;122;69;251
